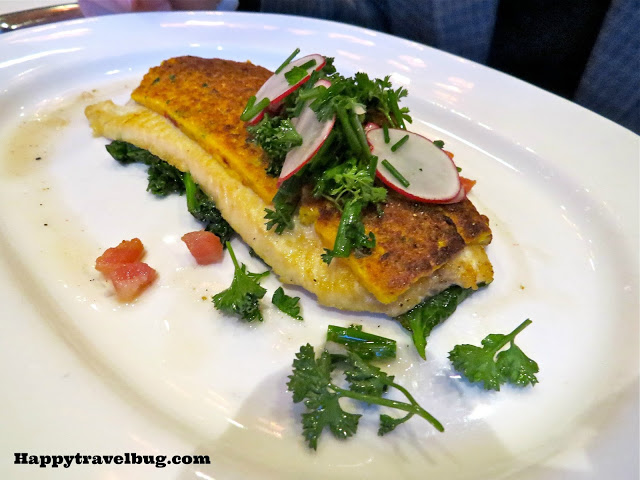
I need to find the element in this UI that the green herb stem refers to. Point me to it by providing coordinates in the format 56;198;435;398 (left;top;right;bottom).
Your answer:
349;109;371;158
489;319;533;354
326;325;396;360
390;134;409;152
225;241;240;269
382;124;390;143
331;384;444;432
381;159;410;187
184;172;198;212
388;91;406;129
336;106;362;154
240;97;270;122
275;48;301;74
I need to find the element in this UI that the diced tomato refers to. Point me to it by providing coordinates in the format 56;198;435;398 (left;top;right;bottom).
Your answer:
95;238;145;274
181;230;224;265
460;176;476;194
106;262;157;302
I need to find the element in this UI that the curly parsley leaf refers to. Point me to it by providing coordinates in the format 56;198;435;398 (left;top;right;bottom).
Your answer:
247;115;302;177
183;173;235;245
105;140;185;197
212;243;269;322
287;340;443;450
272;287;303;320
342;351;393;396
287;344;361;450
378;413;413;436
448;319;539;391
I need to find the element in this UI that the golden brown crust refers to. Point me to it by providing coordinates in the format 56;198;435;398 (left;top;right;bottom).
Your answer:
311;191;492;302
121;55;493;306
131;56;277;202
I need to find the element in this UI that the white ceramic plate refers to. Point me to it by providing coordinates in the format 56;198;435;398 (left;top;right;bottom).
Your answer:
0;12;637;480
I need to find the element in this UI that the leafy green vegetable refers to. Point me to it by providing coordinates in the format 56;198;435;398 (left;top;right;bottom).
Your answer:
272;287;303;320
240;96;270;122
275;47;301;74
448;319;539;391
321;198;376;264
245;52;416;263
105;140;185;196
105;141;235;244
326;324;396;360
284;58;317;85
312;154;386;264
264;174;304;234
396;285;479;360
288;343;443;450
247;115;302;177
212;243;270;322
183;173;234;245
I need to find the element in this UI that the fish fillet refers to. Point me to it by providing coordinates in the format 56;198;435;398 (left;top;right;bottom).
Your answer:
85;56;493;316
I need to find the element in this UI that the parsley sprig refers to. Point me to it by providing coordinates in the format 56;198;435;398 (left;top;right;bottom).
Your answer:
272;287;303;320
288;331;444;450
448;319;539;390
212;243;270;322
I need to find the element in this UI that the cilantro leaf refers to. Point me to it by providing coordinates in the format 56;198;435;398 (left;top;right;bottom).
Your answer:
212;243;269;322
448;319;539;391
272;287;303;320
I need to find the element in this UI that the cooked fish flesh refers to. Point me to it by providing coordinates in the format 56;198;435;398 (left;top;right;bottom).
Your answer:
85;56;493;315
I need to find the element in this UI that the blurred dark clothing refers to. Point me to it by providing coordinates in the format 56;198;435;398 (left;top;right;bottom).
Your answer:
250;0;639;134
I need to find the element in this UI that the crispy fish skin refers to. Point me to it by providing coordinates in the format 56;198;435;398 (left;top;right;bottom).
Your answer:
311;192;492;303
85;56;494;314
131;56;277;203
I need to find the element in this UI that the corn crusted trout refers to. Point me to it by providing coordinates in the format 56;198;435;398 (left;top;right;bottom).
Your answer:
85;56;493;315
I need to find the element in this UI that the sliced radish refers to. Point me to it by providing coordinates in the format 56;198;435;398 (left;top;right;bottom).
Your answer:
364;122;380;133
278;79;335;185
247;54;326;125
368;127;463;203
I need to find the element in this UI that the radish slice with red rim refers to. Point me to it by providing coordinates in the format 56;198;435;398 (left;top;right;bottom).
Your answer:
278;79;335;185
368;127;463;203
247;54;326;125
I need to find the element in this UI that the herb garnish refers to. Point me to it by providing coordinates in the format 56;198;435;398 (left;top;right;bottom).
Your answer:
105;141;234;244
326;324;396;360
396;285;479;359
288;334;443;450
272;287;303;320
380;159;410;188
448;319;539;390
212;243;270;322
246;52;412;263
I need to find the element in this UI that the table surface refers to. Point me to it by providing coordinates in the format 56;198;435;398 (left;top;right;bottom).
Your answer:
0;1;73;15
